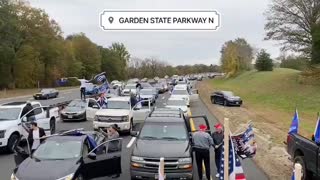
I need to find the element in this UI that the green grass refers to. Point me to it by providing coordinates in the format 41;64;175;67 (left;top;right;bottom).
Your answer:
211;68;320;133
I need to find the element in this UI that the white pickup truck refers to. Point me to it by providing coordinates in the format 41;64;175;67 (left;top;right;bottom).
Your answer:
93;96;151;133
0;101;59;152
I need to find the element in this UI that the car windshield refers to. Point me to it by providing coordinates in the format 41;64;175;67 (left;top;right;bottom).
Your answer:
139;122;188;141
68;100;86;108
140;90;154;95
108;100;130;109
167;100;186;106
125;85;136;89
0;108;21;121
172;89;189;95
223;91;234;97
40;89;50;93
33;139;82;160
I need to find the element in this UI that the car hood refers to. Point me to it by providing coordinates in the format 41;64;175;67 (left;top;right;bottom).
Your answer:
140;95;153;99
63;107;85;113
96;109;130;116
15;158;80;180
0;120;18;130
132;139;190;158
165;106;188;112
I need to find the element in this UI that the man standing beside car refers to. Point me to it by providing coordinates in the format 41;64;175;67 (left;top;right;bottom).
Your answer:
192;124;214;180
28;122;46;153
79;79;87;100
212;123;224;178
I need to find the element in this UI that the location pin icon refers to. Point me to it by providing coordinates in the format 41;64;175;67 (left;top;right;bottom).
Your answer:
108;16;114;24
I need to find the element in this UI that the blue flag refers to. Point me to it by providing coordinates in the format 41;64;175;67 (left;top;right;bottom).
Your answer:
314;113;320;143
288;109;299;134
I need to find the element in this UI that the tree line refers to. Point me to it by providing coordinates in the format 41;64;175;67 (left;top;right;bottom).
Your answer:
0;0;130;89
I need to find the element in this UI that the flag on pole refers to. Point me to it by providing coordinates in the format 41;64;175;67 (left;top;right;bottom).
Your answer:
288;108;299;134
219;135;246;180
232;124;256;159
158;157;165;180
314;113;320;143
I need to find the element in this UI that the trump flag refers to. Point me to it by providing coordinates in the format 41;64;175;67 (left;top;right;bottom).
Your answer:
314;113;320;143
288;108;299;134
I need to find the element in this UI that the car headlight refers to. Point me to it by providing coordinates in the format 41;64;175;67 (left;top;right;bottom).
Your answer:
131;156;144;162
11;173;19;180
122;116;129;121
56;173;74;180
0;130;6;138
178;157;192;163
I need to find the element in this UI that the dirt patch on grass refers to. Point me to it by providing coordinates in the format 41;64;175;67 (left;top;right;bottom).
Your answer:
198;81;292;180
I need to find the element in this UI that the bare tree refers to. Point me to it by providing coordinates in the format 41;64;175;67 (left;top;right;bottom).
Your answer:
265;0;320;64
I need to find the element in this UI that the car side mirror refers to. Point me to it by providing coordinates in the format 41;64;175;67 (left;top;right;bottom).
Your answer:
130;131;138;137
22;117;27;122
87;152;97;160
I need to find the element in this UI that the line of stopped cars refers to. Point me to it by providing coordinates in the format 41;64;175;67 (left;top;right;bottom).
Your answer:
8;76;202;180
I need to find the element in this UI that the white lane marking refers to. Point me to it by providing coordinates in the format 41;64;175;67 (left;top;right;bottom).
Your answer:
127;137;136;148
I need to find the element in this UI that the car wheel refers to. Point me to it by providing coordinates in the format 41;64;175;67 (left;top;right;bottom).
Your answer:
7;134;19;153
50;118;56;134
294;156;308;180
224;100;228;106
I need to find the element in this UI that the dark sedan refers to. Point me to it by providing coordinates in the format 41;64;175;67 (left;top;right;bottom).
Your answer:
210;91;243;106
12;131;122;180
33;88;59;100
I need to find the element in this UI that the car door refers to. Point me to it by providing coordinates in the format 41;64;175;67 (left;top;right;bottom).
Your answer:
132;100;152;125
86;99;100;121
215;92;223;104
82;138;122;179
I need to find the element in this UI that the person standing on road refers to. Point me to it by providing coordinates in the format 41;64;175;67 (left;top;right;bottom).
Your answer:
28;122;46;153
212;123;224;178
192;124;214;180
106;124;121;178
79;79;87;100
21;103;35;121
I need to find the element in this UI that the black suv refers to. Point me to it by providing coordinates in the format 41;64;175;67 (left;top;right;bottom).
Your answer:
211;90;243;106
130;108;194;180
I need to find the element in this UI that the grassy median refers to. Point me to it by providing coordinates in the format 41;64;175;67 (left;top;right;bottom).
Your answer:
209;68;320;136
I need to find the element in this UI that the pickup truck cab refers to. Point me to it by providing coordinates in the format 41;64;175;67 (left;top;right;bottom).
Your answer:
130;108;210;180
0;101;59;152
287;133;320;180
93;97;151;133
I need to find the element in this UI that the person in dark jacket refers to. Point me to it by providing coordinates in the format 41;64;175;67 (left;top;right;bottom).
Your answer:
27;122;46;153
106;124;121;178
212;123;224;178
21;103;35;120
192;124;214;180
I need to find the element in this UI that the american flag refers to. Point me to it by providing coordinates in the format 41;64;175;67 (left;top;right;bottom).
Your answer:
219;135;246;180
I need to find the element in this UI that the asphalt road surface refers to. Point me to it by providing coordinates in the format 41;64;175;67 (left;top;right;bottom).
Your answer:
0;87;269;180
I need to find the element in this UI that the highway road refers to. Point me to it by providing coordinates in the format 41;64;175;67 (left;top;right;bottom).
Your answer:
0;85;268;180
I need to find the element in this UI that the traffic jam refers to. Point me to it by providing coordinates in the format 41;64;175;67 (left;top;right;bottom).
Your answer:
1;73;223;180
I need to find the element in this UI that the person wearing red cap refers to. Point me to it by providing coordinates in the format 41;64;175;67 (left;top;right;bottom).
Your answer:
192;124;214;180
212;123;224;178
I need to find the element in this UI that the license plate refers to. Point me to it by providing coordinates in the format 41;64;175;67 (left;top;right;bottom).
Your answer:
68;115;73;118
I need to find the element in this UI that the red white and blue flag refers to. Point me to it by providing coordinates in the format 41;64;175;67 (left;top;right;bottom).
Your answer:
219;135;246;180
314;113;320;143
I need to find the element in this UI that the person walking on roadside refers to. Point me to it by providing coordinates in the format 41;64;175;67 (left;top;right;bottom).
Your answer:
212;123;224;178
193;124;214;180
28;122;46;153
79;79;87;100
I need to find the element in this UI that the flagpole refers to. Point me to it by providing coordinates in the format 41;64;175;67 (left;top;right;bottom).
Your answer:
224;118;230;180
294;163;302;180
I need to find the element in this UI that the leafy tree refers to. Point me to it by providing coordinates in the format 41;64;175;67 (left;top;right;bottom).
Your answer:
255;49;274;71
280;54;309;70
265;0;320;64
220;38;254;77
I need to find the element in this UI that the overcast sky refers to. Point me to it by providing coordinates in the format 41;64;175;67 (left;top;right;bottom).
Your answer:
28;0;280;66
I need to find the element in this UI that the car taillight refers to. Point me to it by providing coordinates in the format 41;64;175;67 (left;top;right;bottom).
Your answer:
235;173;246;180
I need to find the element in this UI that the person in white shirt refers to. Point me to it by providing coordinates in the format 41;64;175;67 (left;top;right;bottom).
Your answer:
79;79;88;100
27;122;45;153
